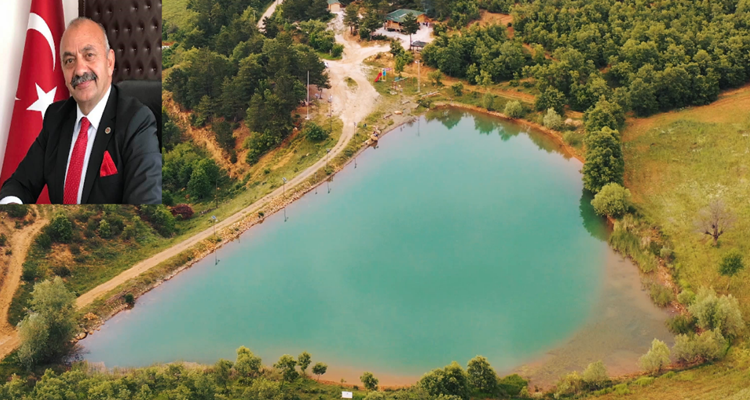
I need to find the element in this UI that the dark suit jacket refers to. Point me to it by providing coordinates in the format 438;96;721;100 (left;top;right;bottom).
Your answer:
0;85;162;204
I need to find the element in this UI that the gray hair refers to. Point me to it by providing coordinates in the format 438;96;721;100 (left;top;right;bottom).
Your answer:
67;16;111;52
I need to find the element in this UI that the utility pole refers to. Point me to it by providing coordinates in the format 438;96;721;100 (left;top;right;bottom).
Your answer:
306;70;310;120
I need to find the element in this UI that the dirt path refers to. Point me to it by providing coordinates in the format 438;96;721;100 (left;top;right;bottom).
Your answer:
74;18;385;311
257;0;282;30
0;209;48;357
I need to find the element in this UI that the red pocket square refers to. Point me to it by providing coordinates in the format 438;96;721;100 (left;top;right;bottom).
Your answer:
100;151;118;177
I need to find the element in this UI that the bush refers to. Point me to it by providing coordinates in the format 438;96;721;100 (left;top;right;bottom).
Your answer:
0;233;6;247
504;100;523;118
47;212;73;243
687;287;745;337
591;183;631;218
483;93;495;111
555;371;584;398
418;361;470;399
98;220;111;239
22;262;42;282
497;374;526;397
124;293;135;307
660;247;673;261
35;233;52;249
170;204;194;220
563;131;581;146
666;314;697;335
1;204;29;218
582;361;608;389
677;289;696;306
304;122;329;142
428;70;443;86
638;339;671;374
647;281;675;307
451;83;464;96
331;44;344;58
542;108;563;130
467;356;497;393
673;330;727;363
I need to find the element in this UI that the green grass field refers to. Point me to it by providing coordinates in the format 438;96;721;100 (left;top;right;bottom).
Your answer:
163;0;193;31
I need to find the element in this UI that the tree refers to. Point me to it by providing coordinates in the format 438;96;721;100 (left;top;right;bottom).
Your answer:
638;339;671;374
312;362;328;381
694;199;736;246
304;122;329;142
402;13;419;47
274;355;298;382
234;346;262;379
17;277;77;368
188;166;212;200
344;3;360;34
214;120;235;153
719;251;745;290
673;329;727;363
582;127;624;193
584;96;625;132
542;108;562;130
466;356;497;393
582;361;608;389
591;183;631;218
360;371;379;391
687;287;745;338
504;100;523;118
47;212;72;243
418;361;470;400
98;219;112;239
297;351;311;375
428;70;443;86
534;87;566;115
483;93;495;111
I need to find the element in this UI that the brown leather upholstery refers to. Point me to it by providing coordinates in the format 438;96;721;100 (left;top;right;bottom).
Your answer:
78;0;162;83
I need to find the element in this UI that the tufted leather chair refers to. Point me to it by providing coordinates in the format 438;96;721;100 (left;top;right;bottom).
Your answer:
78;0;162;82
79;0;162;150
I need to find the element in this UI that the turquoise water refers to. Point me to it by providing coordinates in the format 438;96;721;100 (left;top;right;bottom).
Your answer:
82;109;613;381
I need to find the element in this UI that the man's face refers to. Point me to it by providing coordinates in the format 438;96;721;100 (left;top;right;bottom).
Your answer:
60;21;115;114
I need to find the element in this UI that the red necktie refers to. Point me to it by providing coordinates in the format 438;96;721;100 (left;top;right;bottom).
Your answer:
63;117;91;204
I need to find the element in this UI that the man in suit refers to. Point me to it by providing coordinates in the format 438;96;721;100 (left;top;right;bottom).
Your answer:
0;17;161;204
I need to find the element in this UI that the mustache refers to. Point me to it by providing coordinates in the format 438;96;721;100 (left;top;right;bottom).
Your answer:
71;72;97;88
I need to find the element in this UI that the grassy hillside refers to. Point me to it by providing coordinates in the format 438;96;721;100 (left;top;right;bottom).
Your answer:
622;86;750;316
163;0;193;31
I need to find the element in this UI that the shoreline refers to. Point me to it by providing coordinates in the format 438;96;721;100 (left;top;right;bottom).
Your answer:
76;105;665;390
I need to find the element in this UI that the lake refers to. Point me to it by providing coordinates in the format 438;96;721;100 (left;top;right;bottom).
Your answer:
81;109;671;386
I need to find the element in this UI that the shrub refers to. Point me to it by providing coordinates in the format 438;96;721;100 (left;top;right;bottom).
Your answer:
304;122;329;142
35;233;52;250
170;204;194;220
483;93;495;111
542;108;562;130
563;131;581;146
451;83;464;96
52;266;70;278
504;100;523;118
0;233;6;247
497;374;526;397
124;293;135;307
428;70;443;86
591;183;631;218
2;204;29;218
677;289;696;306
47;212;72;243
647;281;675;307
718;250;745;288
554;371;584;398
660;247;673;261
22;262;42;282
331;43;344;58
633;376;655;387
582;361;608;389
638;339;670;374
687;287;745;337
360;372;379;391
673;330;727;363
98;220;111;239
666;314;697;335
418;361;470;400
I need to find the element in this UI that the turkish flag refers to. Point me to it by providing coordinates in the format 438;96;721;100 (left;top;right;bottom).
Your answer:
0;0;68;204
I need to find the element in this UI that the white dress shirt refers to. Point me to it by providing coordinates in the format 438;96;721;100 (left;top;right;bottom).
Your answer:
0;86;112;205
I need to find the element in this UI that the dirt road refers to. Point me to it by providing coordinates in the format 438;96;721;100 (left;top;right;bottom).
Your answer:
257;0;282;30
0;210;48;358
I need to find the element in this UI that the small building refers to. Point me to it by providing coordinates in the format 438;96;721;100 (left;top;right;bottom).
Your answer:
327;0;341;12
384;9;428;32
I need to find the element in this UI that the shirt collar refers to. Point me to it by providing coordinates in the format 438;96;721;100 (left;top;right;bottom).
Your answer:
75;85;112;132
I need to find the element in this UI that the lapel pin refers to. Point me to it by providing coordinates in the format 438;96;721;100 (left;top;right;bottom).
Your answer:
105;127;111;134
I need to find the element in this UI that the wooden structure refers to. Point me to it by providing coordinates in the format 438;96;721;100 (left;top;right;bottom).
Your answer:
384;9;428;32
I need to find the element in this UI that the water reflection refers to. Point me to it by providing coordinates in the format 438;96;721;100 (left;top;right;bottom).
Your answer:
579;190;609;242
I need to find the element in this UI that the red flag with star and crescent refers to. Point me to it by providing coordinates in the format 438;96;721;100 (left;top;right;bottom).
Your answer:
0;0;68;204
